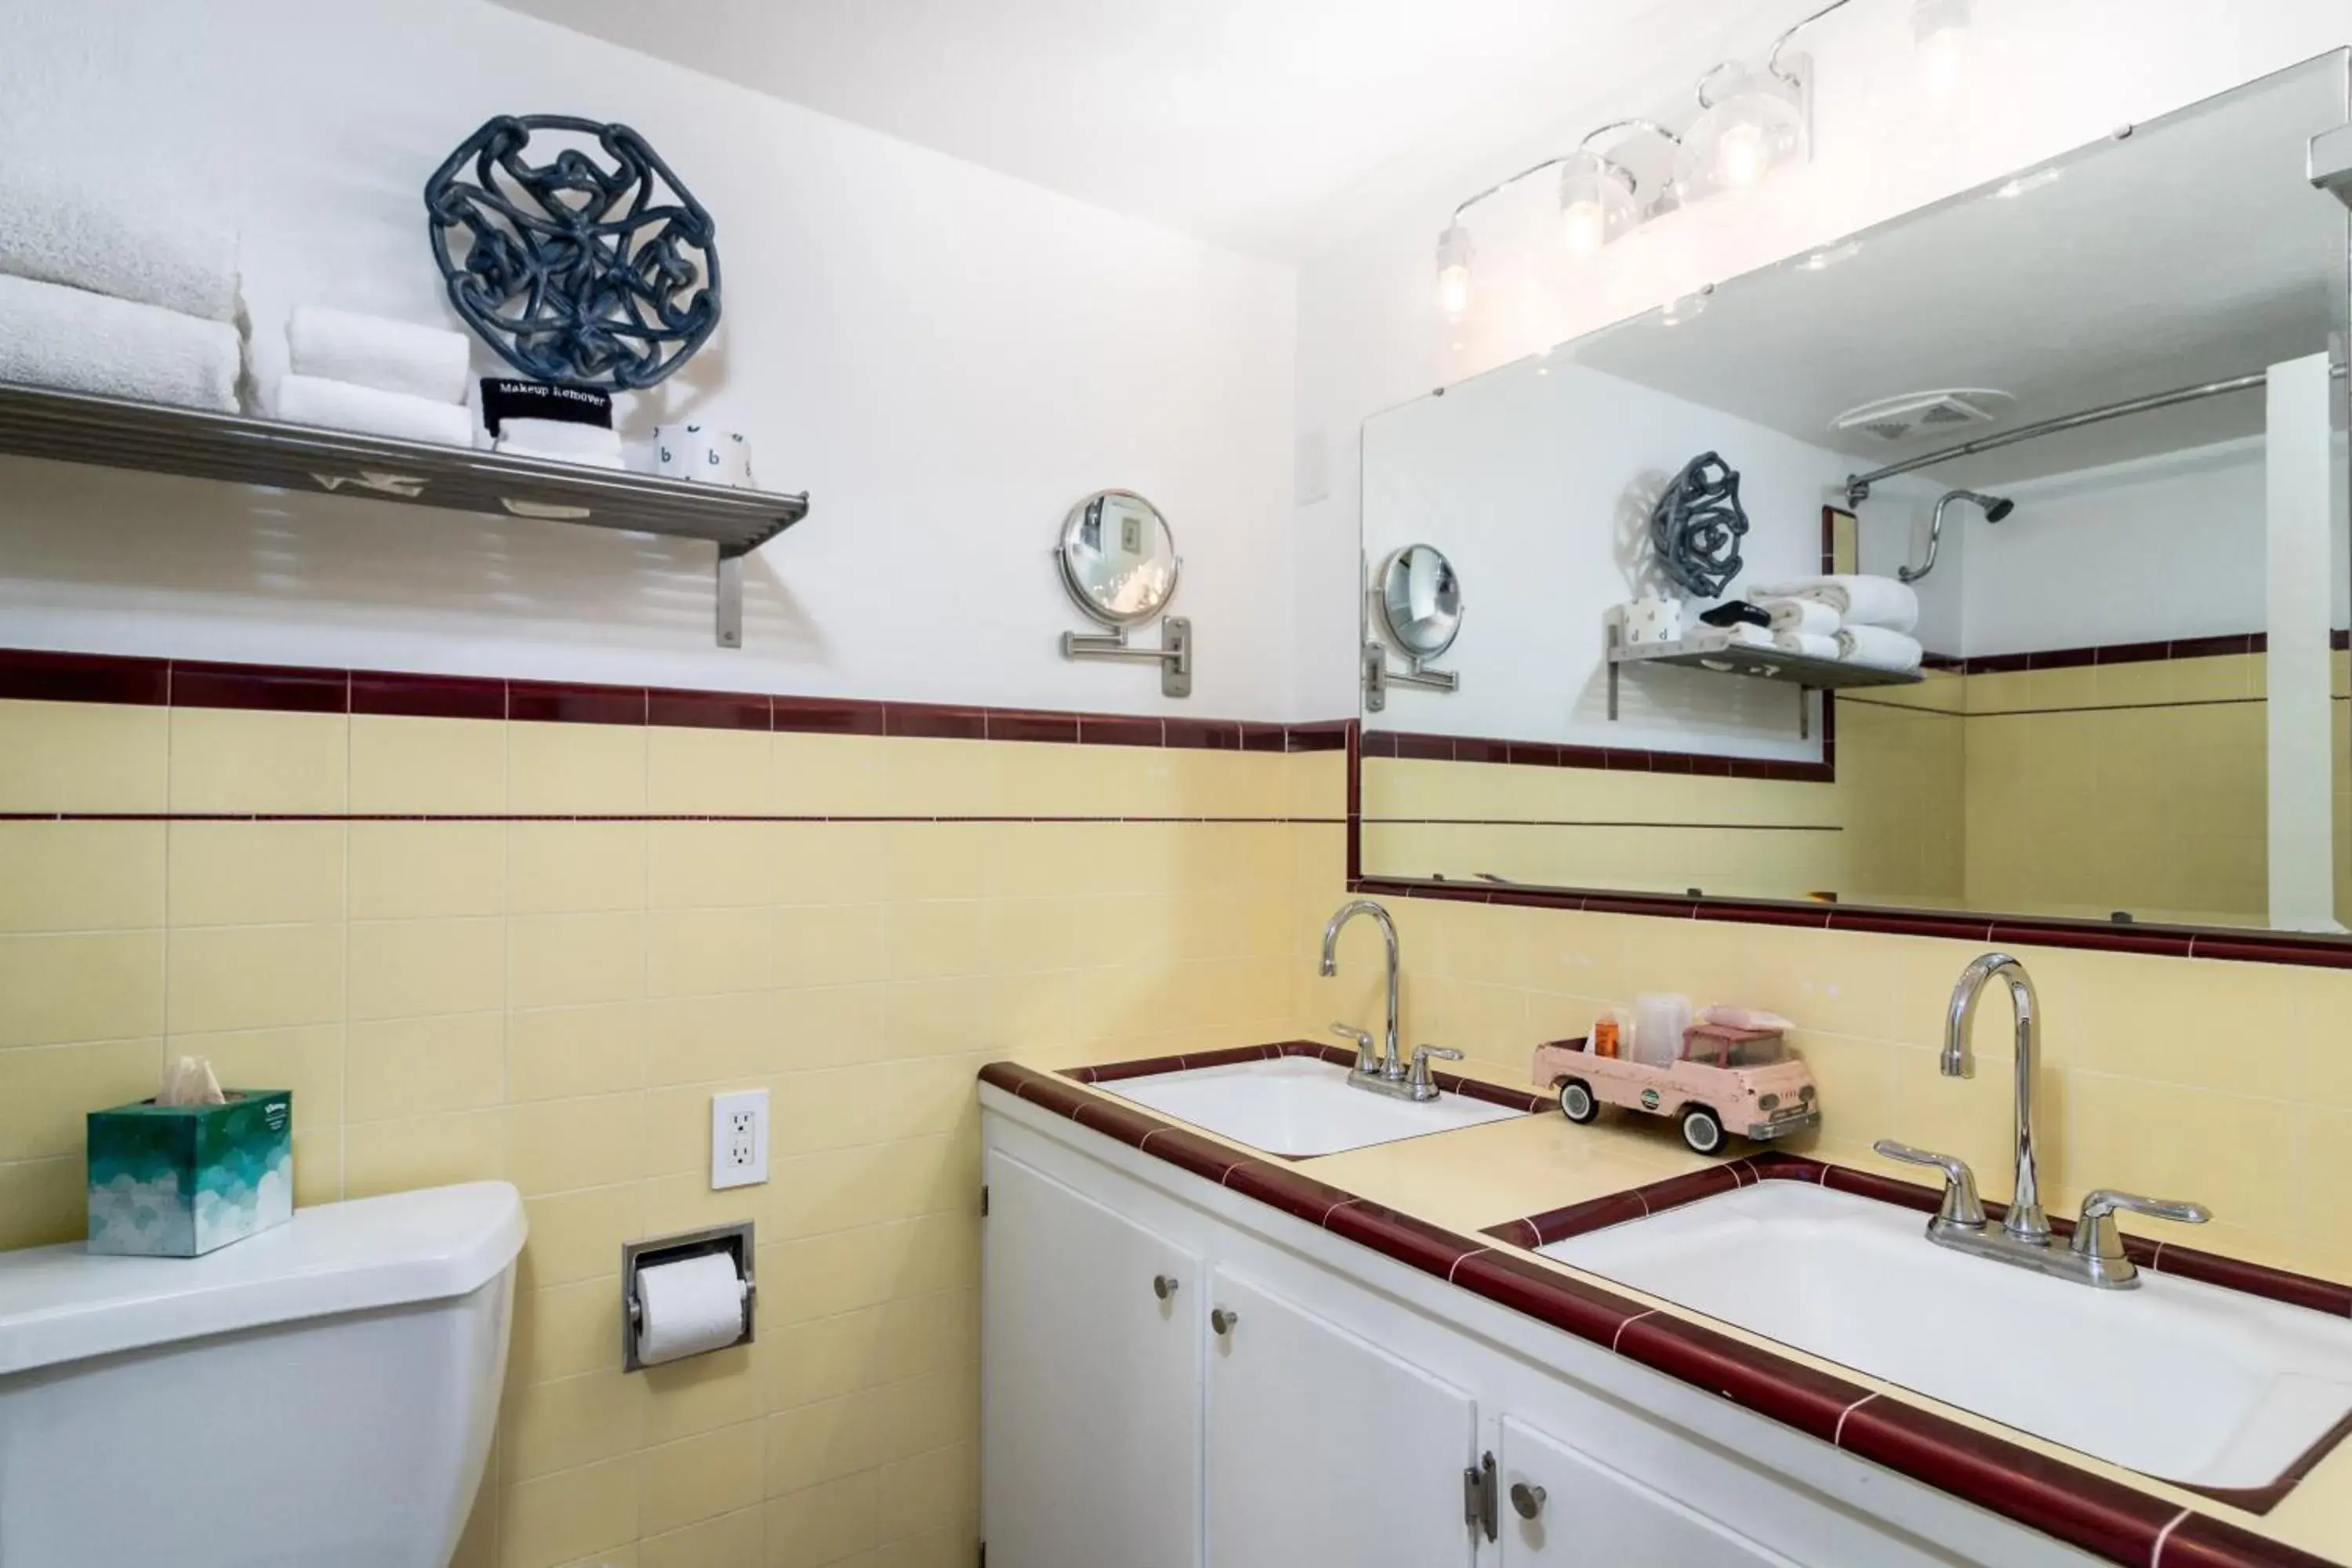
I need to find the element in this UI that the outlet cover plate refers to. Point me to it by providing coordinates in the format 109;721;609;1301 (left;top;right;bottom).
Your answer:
710;1088;770;1189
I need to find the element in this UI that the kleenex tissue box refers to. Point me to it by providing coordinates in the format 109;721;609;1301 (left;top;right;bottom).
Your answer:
86;1091;293;1257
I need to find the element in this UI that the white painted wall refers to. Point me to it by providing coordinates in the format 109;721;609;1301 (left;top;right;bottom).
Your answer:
1294;0;2352;718
0;0;1298;717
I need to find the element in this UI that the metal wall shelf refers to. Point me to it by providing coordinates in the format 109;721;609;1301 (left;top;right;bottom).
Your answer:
0;380;811;648
1606;626;1924;739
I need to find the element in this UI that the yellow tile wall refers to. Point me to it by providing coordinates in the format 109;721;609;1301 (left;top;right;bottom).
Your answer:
0;696;1317;1568
1303;795;2352;1287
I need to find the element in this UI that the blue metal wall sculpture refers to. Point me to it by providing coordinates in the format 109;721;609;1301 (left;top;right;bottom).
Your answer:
425;115;720;390
1647;452;1749;599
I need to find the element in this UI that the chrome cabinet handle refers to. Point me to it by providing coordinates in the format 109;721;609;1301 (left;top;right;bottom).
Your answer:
1152;1274;1179;1301
1873;1138;1987;1229
1210;1307;1239;1335
1510;1481;1547;1521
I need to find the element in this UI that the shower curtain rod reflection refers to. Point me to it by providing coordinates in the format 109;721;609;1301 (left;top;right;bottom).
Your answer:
1842;362;2347;504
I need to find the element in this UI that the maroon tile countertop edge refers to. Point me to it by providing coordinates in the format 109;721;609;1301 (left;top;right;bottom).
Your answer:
0;647;1342;755
1484;1150;2352;1519
984;1057;2350;1567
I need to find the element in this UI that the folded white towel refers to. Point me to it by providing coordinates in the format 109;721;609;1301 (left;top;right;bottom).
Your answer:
1750;575;1919;633
1720;622;1775;648
494;417;623;462
0;171;240;322
0;274;240;411
288;306;470;405
1835;625;1925;673
1760;597;1840;637
274;373;474;447
495;442;627;472
1772;631;1842;661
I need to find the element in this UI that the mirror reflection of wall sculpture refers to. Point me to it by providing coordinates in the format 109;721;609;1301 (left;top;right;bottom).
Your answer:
1357;53;2352;938
1056;488;1193;697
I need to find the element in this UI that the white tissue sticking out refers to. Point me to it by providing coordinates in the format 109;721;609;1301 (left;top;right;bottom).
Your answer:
635;1252;748;1366
156;1054;226;1107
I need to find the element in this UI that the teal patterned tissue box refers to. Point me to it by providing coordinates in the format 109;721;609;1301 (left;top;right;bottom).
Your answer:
86;1091;293;1257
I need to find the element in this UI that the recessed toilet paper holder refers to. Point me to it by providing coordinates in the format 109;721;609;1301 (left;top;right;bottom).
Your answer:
620;1219;757;1374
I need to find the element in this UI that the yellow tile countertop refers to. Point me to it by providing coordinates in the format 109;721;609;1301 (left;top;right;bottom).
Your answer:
991;1046;2352;1568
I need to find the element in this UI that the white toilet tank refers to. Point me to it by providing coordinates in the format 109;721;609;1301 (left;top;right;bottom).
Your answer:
0;1181;525;1568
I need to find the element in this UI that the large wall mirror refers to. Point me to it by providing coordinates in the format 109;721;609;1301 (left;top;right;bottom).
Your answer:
1358;53;2352;938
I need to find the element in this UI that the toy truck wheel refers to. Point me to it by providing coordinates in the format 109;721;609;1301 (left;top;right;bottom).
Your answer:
1679;1105;1726;1156
1556;1079;1599;1124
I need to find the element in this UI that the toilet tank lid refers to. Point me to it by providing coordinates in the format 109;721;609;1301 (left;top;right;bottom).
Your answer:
0;1181;526;1377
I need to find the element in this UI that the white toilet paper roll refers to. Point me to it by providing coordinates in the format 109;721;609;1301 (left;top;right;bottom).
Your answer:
634;1252;747;1366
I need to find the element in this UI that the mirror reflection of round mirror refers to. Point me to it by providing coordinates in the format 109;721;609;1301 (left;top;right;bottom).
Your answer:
1378;544;1464;659
1058;490;1180;627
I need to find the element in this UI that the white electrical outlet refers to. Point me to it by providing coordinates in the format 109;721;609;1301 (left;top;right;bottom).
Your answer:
710;1088;770;1189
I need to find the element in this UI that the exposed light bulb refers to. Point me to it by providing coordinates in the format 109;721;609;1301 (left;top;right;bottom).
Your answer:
1562;200;1608;256
1913;0;1972;103
1716;121;1770;190
1555;150;1639;259
1433;223;1475;320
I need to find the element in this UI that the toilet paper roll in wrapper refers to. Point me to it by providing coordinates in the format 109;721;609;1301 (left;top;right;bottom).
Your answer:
635;1252;748;1365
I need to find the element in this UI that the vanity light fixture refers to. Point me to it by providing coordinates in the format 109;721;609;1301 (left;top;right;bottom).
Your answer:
1559;119;1682;259
1435;221;1475;319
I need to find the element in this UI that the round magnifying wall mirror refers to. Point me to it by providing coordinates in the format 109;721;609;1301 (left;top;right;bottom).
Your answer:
1058;490;1180;627
1377;544;1464;659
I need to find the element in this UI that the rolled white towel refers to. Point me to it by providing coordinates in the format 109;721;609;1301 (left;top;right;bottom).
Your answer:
287;306;470;405
1749;575;1919;633
274;373;474;447
1760;597;1840;637
0;273;240;411
1835;625;1925;673
494;417;623;463
0;170;240;322
495;443;627;472
1719;622;1774;648
1772;630;1841;660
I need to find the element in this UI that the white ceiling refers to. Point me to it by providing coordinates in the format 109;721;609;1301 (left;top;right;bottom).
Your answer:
492;0;1757;259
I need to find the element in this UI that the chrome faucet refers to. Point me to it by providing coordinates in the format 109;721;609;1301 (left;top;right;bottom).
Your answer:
1876;951;2212;1289
1944;952;2050;1243
1319;900;1459;1102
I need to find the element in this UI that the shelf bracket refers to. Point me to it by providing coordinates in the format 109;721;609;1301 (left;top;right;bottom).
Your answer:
716;548;746;649
1362;642;1458;713
1062;617;1192;697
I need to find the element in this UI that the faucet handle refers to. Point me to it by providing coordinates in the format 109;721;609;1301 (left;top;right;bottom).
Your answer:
2071;1189;2210;1261
1328;1022;1378;1074
1874;1140;1987;1230
1408;1045;1463;1098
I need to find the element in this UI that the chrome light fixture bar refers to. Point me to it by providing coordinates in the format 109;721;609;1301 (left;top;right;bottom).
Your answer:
1431;120;1682;316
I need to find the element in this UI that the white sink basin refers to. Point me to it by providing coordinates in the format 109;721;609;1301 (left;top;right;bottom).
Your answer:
1543;1181;2352;1489
1100;1055;1526;1158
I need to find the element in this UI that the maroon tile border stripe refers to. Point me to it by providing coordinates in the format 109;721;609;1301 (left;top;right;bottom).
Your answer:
982;1054;2346;1566
1361;727;1835;784
0;648;1349;755
1348;876;2352;971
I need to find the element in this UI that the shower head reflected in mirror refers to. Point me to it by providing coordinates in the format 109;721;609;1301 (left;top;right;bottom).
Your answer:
1899;488;2014;583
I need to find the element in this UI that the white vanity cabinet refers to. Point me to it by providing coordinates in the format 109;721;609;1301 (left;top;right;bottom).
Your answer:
981;1094;2106;1568
1205;1268;1478;1568
981;1149;1203;1568
1495;1414;1795;1566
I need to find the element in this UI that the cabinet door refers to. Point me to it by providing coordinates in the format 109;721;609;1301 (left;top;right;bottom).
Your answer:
983;1149;1204;1568
1204;1269;1477;1568
1497;1414;1798;1566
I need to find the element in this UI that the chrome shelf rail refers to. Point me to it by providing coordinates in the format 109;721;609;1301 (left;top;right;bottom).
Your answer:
0;380;811;648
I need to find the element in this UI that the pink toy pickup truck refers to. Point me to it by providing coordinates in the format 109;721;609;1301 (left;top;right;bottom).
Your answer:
1530;1023;1820;1156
